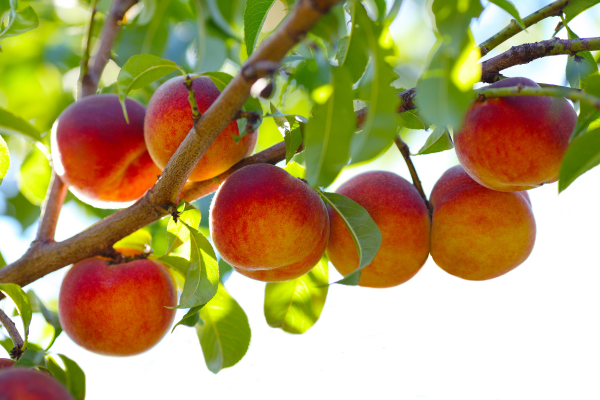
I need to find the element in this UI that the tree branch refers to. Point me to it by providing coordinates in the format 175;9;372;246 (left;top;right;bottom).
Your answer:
0;308;24;360
34;172;68;244
477;84;600;108
0;0;341;292
394;135;431;215
81;0;138;97
479;0;571;56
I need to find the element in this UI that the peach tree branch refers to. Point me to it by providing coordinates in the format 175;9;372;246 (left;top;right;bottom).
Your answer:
476;84;600;108
34;173;68;244
0;308;24;359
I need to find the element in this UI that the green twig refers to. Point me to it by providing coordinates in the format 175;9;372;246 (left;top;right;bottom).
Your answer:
479;0;571;56
78;0;99;100
477;84;600;109
184;74;201;123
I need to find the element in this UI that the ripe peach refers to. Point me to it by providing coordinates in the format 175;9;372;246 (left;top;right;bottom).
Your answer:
455;77;577;191
0;368;74;400
58;257;176;356
0;358;14;369
430;165;536;281
144;76;258;182
51;94;161;207
326;171;431;288
210;164;329;282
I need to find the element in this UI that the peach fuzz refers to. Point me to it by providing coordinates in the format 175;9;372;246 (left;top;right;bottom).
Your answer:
455;77;577;192
51;94;161;207
326;171;431;288
0;358;15;369
58;257;177;356
430;165;536;281
0;368;75;400
210;164;329;282
144;76;258;182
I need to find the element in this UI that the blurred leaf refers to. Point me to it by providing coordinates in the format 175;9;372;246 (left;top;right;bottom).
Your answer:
113;229;152;253
562;0;600;26
413;127;454;155
0;135;8;182
559;127;600;192
0;250;5;268
6;191;41;230
317;190;382;286
385;0;403;23
336;2;368;83
311;11;340;41
0;107;41;142
0;0;38;45
244;0;276;56
26;291;62;351
19;146;51;206
269;103;304;163
0;282;31;346
45;356;67;387
197;284;250;373
487;0;525;30
117;54;182;121
571;74;600;139
58;354;85;400
138;0;157;25
305;66;355;187
398;109;426;130
264;257;328;334
175;223;219;309
218;258;233;284
283;161;306;179
349;3;399;164
166;204;201;255
14;348;45;368
204;0;242;41
564;26;598;89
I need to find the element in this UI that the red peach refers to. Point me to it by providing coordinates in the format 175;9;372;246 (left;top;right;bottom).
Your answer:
0;358;15;370
0;368;74;400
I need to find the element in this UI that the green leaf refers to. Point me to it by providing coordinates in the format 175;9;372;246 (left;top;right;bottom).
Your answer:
172;306;202;332
197;284;251;373
159;254;190;277
564;26;598;89
244;0;276;56
0;283;32;346
15;348;46;368
19;146;51;206
166;204;201;255
317;190;382;286
58;354;86;400
264;257;328;334
0;250;6;268
413;127;454;155
0;107;41;142
218;258;233;284
563;0;600;26
398;110;426;130
45;356;67;387
305;67;356;187
113;229;152;253
0;2;38;41
26;291;62;351
487;0;525;30
336;2;369;83
283;161;306;179
385;0;404;23
0;135;8;182
175;223;219;309
349;3;400;164
269;104;304;163
205;0;242;41
571;73;600;139
559;127;600;192
117;54;181;122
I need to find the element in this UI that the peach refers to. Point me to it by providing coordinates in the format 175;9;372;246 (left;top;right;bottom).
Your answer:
0;358;14;369
455;77;577;191
51;94;161;207
58;257;176;356
0;368;74;400
210;164;329;282
430;165;536;280
326;171;431;288
144;76;258;182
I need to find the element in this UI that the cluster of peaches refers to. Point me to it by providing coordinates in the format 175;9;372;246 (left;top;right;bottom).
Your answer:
2;76;575;381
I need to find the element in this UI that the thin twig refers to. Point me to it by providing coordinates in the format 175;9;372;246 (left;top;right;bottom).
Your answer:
184;74;201;123
0;308;24;360
477;84;600;109
394;135;432;215
78;0;99;100
34;172;68;244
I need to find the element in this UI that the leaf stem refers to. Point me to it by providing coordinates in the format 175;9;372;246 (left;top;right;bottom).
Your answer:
394;135;431;214
0;308;24;360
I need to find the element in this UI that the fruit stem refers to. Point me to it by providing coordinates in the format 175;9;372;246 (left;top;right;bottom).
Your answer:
394;135;432;215
477;84;600;109
0;308;24;360
479;0;571;56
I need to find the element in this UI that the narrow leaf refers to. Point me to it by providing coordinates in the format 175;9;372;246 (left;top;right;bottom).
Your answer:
197;284;251;373
487;0;526;30
172;305;202;332
264;257;328;334
113;229;152;254
559;127;600;192
0;135;9;182
0;4;38;40
317;190;382;286
244;0;276;56
0;107;41;142
0;283;32;346
336;2;369;83
564;26;598;89
413;127;454;155
571;74;600;139
26;291;62;351
58;354;86;400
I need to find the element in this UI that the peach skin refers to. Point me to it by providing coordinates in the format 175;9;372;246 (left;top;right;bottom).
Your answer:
58;257;177;356
144;76;258;182
430;165;536;281
455;77;577;192
51;94;161;207
0;368;75;400
210;164;329;282
326;171;431;288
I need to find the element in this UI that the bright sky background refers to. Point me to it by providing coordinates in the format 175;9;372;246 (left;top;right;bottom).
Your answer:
3;1;600;399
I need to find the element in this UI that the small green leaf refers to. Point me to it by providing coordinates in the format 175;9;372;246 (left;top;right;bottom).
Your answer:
282;161;306;179
0;107;41;142
172;306;202;332
571;74;600;139
0;2;38;41
559;127;600;192
487;0;526;30
413;127;454;155
117;54;181;122
166;204;201;255
305;67;356;187
14;348;45;368
564;26;598;89
264;257;328;334
0;250;6;268
45;356;67;386
336;2;369;83
19;146;51;206
317;190;382;286
398;110;426;130
243;0;277;56
197;284;251;373
26;291;62;351
175;223;219;309
58;354;86;400
0;283;32;346
0;135;9;182
113;229;152;253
